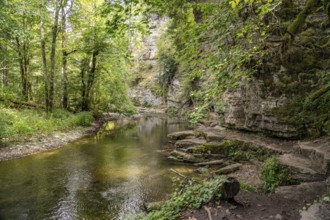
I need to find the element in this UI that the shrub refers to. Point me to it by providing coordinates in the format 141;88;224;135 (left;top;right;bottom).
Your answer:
261;157;295;192
0;108;95;142
73;112;94;127
143;177;225;220
51;109;72;119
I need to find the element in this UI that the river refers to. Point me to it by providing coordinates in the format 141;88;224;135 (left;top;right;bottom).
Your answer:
0;116;190;219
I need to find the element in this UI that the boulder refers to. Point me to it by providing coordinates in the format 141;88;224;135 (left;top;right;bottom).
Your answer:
204;131;224;142
300;203;330;220
167;130;195;141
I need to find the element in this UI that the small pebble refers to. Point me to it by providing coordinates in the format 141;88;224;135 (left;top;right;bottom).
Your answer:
275;214;282;220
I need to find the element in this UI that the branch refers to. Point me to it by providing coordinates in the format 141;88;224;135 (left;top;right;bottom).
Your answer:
170;168;192;182
203;206;213;220
66;49;77;55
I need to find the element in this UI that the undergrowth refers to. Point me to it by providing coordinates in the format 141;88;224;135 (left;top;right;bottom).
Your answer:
261;157;295;192
141;177;226;220
0;107;94;142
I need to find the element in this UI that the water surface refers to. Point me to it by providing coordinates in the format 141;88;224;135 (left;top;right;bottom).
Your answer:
0;117;190;219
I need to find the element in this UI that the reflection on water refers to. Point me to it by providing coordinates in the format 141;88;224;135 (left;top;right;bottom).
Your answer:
0;117;187;220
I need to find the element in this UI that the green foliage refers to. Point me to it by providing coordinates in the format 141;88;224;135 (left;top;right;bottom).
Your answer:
149;0;280;124
188;103;208;126
240;181;257;192
155;31;178;100
0;108;94;142
73;112;94;127
198;139;273;162
143;177;225;220
261;157;295;192
274;72;330;137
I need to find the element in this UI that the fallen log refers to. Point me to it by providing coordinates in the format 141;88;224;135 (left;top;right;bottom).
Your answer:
204;206;213;220
170;168;192;182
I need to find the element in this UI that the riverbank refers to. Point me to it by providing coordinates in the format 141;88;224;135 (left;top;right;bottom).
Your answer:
0;107;167;161
146;125;330;220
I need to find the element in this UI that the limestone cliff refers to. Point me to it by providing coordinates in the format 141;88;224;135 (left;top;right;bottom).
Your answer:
222;0;330;138
129;14;168;107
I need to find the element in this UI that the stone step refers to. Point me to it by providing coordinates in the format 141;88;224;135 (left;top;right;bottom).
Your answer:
279;154;326;182
174;138;206;148
167;130;195;141
196;126;293;154
293;138;330;175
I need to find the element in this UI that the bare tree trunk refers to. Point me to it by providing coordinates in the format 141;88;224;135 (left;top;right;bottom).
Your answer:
49;0;62;111
2;66;7;87
61;0;68;109
40;0;49;113
15;37;29;101
81;50;99;111
80;58;88;111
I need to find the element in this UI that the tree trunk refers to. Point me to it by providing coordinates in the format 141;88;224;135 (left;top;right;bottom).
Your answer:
282;0;319;51
49;0;62;111
61;0;68;109
15;37;29;101
80;58;88;111
40;0;49;113
81;51;98;111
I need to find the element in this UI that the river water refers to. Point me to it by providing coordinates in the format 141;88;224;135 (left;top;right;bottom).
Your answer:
0;116;189;220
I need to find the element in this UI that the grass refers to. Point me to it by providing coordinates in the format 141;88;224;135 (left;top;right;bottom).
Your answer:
0;107;94;142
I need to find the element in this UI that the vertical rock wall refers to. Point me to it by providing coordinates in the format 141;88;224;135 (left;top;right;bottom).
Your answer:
129;15;168;107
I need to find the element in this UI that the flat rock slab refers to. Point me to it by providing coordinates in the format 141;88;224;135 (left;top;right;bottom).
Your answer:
213;163;242;175
295;138;330;175
194;160;224;166
300;203;330;220
275;181;327;202
279;154;325;181
196;125;293;154
175;138;206;148
167;130;195;141
203;131;224;142
170;150;200;163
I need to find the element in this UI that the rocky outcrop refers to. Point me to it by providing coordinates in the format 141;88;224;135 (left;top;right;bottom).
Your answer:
222;0;330;138
129;14;168;107
167;75;183;108
129;88;162;106
222;78;300;138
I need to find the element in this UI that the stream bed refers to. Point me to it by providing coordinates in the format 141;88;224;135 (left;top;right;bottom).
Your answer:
0;116;189;219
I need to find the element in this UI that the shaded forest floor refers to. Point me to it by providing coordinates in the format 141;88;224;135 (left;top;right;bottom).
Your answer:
180;168;328;220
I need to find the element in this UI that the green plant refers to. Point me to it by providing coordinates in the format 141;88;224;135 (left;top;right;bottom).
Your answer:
73;112;94;127
0;107;96;142
261;157;295;192
143;177;226;220
240;181;257;192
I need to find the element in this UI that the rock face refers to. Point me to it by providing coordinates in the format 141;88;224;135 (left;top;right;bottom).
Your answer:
129;14;168;107
221;1;330;138
167;75;183;108
222;78;300;138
